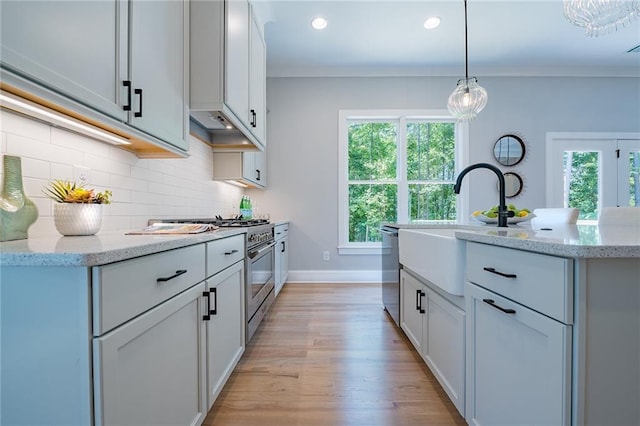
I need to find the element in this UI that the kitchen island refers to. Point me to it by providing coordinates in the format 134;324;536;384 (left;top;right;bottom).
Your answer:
399;223;640;426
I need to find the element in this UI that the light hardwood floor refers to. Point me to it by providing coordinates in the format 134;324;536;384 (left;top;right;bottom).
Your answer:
203;283;467;426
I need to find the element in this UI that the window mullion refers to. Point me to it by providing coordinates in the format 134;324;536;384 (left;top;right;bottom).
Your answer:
398;116;408;223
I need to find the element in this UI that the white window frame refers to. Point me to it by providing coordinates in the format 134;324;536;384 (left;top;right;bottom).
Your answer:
338;109;468;255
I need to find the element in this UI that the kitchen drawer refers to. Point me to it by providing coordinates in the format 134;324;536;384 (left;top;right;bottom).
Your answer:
466;242;573;323
206;234;244;278
92;244;206;335
275;223;288;239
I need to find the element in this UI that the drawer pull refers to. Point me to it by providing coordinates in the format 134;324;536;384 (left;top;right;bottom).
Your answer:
203;291;211;321
224;249;239;255
157;269;187;282
483;267;517;279
483;298;516;314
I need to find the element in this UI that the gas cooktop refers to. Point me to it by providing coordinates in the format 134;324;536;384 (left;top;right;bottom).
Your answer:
150;217;270;228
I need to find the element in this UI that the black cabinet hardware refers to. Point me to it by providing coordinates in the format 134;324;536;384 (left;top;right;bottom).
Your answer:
210;288;217;315
250;109;257;127
416;289;426;313
281;241;286;253
134;88;143;117
157;269;187;282
203;291;211;321
483;298;516;314
122;81;132;111
483;267;517;279
256;169;261;181
224;249;239;255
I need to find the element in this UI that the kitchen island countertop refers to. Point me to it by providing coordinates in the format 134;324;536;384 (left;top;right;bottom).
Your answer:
388;223;640;258
0;228;246;267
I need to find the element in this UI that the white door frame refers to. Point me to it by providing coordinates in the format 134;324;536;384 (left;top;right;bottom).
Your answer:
546;132;640;209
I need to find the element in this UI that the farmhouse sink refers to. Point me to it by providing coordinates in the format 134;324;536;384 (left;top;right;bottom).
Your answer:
398;228;465;296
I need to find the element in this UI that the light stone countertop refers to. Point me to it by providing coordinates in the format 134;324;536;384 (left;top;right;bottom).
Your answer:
390;223;640;258
0;228;246;267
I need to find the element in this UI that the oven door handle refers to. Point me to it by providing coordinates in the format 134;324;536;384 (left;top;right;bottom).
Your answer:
248;242;276;259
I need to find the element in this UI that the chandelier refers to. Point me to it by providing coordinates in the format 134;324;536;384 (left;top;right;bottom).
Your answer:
447;0;487;122
563;0;640;36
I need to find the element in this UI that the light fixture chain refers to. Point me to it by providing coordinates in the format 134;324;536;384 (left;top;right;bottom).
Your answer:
464;0;469;79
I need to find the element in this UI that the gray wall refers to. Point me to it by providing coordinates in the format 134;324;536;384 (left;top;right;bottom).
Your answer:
248;76;640;280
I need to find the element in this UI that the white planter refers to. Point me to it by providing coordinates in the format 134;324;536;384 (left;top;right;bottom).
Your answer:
54;203;103;236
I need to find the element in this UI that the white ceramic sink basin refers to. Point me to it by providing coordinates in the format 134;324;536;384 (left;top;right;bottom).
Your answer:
398;228;465;296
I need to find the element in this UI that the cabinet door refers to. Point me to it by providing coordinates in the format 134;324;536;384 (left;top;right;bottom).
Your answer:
423;289;465;416
93;282;207;426
0;0;127;120
400;270;425;353
242;151;266;187
129;0;188;150
249;8;266;144
275;235;288;296
466;283;571;426
225;0;250;129
206;261;245;408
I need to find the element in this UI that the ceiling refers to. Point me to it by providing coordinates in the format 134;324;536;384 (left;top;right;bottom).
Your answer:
252;0;640;78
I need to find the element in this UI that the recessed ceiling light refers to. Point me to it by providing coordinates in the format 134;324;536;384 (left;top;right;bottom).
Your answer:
423;16;441;30
311;16;328;30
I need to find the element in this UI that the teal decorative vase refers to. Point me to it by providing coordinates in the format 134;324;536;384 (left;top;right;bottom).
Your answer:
0;155;38;241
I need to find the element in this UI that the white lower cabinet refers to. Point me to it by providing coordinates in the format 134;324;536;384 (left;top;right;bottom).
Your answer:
205;260;245;408
465;283;571;426
465;241;572;426
93;282;207;426
274;222;289;296
400;269;465;416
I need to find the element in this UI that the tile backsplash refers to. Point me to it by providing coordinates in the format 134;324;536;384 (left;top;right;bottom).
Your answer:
0;110;243;237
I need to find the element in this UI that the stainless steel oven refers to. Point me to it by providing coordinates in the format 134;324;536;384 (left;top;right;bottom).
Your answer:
246;229;276;341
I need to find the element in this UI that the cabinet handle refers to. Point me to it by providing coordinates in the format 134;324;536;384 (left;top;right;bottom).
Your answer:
256;169;261;181
416;289;426;314
224;249;239;255
210;288;217;315
157;269;187;282
281;241;286;253
203;291;211;321
250;109;257;127
483;267;517;279
122;81;132;111
483;298;516;314
134;88;143;118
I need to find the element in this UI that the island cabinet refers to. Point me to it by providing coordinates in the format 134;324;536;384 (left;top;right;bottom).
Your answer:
465;240;640;426
400;269;465;416
0;0;189;153
0;234;248;426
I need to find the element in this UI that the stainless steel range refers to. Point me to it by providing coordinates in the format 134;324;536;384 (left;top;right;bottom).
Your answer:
151;218;276;343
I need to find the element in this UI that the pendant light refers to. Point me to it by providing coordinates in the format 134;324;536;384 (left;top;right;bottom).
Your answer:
563;0;640;37
447;0;488;122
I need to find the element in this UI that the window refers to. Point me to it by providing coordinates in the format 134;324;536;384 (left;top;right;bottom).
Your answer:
546;133;640;222
338;110;463;254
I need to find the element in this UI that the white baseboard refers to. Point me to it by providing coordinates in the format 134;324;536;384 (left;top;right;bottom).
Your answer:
287;270;381;283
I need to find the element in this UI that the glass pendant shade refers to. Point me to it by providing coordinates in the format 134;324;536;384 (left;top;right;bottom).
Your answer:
447;77;488;122
563;0;640;36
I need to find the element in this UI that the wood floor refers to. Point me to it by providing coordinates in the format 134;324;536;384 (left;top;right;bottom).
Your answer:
203;283;467;426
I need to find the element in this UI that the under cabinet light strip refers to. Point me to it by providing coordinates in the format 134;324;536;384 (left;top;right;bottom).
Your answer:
0;91;131;146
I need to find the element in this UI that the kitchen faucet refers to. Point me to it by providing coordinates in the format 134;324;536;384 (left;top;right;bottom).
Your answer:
454;163;514;227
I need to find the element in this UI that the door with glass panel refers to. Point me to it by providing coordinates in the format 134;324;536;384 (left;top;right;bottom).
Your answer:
547;135;640;220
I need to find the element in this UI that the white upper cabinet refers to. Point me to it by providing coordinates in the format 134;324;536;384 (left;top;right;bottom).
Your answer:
190;0;267;151
0;0;189;155
249;6;267;144
127;0;188;150
0;0;127;121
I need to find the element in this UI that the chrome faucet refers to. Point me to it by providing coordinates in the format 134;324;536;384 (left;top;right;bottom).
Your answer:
453;163;514;227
